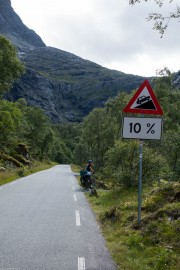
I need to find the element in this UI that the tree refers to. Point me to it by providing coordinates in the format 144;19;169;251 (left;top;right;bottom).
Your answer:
0;35;24;96
24;107;53;157
81;108;116;169
129;0;180;36
0;100;23;152
105;91;131;138
104;140;168;187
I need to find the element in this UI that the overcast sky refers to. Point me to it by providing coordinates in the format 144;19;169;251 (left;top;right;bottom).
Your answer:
11;0;180;77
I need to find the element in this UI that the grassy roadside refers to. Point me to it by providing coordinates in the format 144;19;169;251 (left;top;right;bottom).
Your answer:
86;182;180;270
0;161;57;186
70;164;81;173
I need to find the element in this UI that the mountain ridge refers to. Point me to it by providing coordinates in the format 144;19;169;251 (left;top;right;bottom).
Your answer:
0;0;45;49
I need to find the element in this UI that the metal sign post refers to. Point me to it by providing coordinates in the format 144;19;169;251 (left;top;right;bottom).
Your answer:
138;140;143;224
122;116;163;224
122;80;164;225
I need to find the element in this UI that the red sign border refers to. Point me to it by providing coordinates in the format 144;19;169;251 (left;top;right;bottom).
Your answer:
123;79;163;115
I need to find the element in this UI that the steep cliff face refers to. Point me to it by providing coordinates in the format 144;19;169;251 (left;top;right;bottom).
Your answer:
6;68;85;123
0;0;45;49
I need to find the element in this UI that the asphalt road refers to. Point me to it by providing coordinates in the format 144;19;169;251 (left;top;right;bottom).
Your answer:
0;165;116;270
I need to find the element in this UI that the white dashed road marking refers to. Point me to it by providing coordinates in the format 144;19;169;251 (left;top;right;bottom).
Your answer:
78;257;85;270
72;186;75;191
75;210;81;226
73;194;77;202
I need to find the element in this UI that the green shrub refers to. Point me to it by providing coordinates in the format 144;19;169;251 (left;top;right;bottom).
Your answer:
104;140;168;187
18;168;26;177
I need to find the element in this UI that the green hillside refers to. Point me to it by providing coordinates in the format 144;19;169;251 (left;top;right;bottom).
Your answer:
88;182;180;270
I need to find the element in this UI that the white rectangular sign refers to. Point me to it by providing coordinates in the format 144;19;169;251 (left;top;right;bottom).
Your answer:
122;117;162;140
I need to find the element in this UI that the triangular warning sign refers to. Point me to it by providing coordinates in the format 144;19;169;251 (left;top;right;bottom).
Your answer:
123;80;163;115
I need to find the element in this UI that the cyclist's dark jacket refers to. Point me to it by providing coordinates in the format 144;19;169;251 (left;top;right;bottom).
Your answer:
86;164;91;172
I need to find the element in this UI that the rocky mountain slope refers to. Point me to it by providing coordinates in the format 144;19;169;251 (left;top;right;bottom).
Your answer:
0;0;158;122
10;47;146;122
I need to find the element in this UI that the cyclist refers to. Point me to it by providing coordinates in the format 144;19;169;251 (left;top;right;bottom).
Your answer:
85;160;94;176
82;160;94;190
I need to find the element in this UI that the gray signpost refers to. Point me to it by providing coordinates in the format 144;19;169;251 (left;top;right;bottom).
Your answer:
138;140;143;224
122;80;164;224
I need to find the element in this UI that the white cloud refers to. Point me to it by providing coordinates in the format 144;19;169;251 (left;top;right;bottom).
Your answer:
11;0;180;76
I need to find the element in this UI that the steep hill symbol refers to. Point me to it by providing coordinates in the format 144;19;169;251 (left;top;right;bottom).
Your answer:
135;95;156;110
